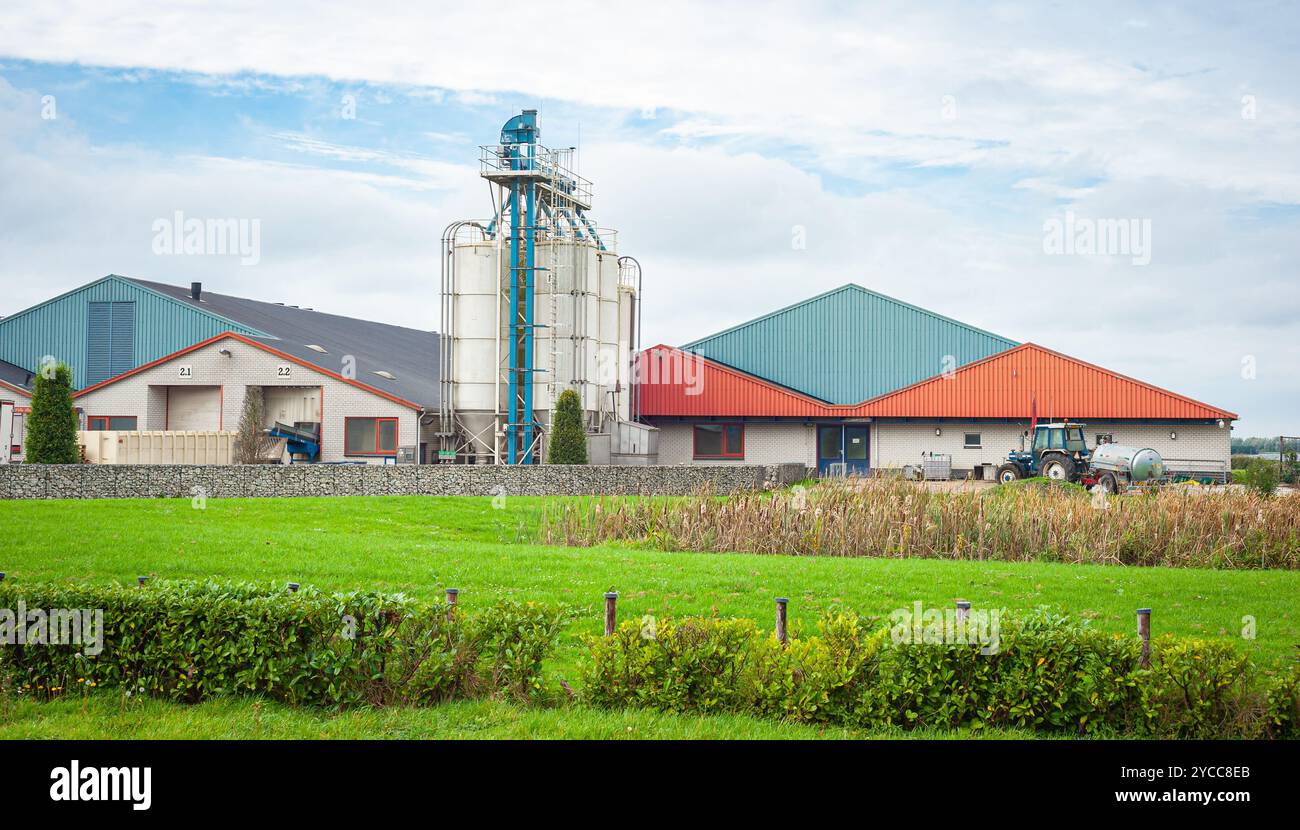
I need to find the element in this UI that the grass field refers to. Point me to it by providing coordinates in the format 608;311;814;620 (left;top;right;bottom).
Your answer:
2;494;1298;739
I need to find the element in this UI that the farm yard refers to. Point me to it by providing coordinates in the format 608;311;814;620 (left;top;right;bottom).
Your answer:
1;482;1298;740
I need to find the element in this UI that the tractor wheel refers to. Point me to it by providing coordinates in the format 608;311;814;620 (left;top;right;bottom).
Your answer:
1097;472;1118;494
1041;454;1076;482
996;463;1022;484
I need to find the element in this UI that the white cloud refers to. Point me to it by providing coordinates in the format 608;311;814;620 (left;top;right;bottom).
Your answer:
0;2;1298;432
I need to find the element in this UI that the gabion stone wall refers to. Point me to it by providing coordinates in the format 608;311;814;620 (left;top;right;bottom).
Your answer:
0;464;783;500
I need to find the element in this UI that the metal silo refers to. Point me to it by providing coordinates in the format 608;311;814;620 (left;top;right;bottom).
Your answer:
437;111;645;464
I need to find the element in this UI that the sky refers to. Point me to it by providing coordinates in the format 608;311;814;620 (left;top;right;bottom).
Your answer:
0;1;1297;435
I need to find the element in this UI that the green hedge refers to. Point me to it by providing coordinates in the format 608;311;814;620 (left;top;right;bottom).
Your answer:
0;580;568;708
582;610;1300;738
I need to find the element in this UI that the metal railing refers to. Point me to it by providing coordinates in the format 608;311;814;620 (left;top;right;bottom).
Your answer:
479;144;593;206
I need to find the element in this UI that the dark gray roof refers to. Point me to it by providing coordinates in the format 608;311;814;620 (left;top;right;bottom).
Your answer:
0;357;34;393
124;278;439;409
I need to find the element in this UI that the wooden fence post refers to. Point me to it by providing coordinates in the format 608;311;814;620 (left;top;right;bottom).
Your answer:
1137;608;1151;668
775;597;789;646
604;592;618;637
445;588;459;621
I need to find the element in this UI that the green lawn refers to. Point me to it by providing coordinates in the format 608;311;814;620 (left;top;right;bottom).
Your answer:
0;694;1056;740
1;495;1297;739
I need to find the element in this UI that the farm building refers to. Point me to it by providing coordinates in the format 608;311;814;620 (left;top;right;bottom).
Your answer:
637;284;1236;480
0;275;436;464
0;358;34;463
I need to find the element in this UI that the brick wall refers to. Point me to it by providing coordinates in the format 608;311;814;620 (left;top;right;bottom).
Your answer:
75;338;419;464
0;463;780;500
873;420;1231;477
651;418;1231;479
655;421;816;466
2;387;32;463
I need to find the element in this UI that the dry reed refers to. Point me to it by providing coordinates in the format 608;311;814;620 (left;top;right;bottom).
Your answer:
539;478;1300;569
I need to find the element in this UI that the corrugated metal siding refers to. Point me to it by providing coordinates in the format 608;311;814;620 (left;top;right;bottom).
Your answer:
861;344;1238;420
682;284;1017;404
85;301;112;385
110;301;136;377
637;343;1237;421
0;276;262;388
637;346;836;418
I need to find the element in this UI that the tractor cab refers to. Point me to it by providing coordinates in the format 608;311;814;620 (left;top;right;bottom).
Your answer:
998;422;1090;483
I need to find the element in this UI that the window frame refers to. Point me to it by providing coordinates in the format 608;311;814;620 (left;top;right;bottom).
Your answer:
692;422;744;459
963;432;982;449
86;415;138;431
344;416;400;457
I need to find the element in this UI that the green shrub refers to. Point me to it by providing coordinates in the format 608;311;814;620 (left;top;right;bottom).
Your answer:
748;610;886;724
1244;462;1279;498
1137;636;1257;738
547;388;588;465
0;580;565;708
581;617;756;713
24;363;80;464
580;608;1287;737
1263;661;1300;738
476;600;572;702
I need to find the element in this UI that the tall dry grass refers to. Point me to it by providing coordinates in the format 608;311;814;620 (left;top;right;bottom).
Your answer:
540;478;1300;569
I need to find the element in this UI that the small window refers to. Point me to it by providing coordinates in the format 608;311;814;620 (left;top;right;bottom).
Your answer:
345;417;399;456
87;416;138;431
963;432;981;449
693;423;743;459
11;412;24;453
305;344;329;354
818;427;841;460
372;370;397;381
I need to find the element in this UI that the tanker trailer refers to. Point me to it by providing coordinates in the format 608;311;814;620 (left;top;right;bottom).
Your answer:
1086;443;1165;493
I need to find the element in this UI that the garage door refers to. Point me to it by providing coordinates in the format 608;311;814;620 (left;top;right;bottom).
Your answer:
262;386;321;426
167;386;221;431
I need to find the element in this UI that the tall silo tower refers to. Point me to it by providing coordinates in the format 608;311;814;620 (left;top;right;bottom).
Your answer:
438;110;650;464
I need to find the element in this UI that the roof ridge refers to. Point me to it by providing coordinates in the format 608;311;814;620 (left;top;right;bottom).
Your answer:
682;282;1017;350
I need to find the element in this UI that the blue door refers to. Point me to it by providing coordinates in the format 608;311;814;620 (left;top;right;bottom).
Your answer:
817;424;870;476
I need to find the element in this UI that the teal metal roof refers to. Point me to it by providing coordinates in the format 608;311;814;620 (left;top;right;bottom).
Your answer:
0;275;265;389
681;284;1018;404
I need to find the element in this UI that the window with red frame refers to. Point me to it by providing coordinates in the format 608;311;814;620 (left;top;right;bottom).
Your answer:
344;417;399;456
693;423;743;459
86;415;138;431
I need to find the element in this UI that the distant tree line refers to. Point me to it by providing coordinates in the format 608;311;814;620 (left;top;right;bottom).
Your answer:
1232;436;1300;455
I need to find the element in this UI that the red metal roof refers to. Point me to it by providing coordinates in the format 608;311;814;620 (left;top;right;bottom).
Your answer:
637;343;1237;421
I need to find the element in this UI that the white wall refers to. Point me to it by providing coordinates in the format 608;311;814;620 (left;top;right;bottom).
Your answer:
652;418;1232;477
0;386;31;462
76;338;419;464
655;421;815;466
872;422;1025;472
871;420;1231;475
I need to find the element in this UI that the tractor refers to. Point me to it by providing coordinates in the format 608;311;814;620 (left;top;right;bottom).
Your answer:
996;422;1165;493
997;422;1090;485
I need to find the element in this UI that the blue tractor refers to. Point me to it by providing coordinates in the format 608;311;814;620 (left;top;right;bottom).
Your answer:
997;422;1166;493
997;422;1091;484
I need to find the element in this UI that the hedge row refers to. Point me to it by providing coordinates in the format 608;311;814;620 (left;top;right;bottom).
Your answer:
582;611;1300;738
0;581;568;707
